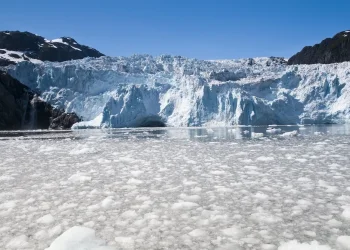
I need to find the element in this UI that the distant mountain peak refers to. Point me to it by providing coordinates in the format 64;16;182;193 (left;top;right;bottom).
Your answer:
288;30;350;65
0;31;104;66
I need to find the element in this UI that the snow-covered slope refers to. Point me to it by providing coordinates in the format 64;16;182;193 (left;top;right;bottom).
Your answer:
7;55;350;128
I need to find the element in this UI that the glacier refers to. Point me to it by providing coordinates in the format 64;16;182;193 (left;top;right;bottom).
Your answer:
6;55;350;128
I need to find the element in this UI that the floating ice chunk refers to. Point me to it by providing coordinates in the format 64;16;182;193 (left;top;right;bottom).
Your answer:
278;240;332;250
341;206;350;220
189;229;207;237
114;237;134;249
280;130;298;137
46;226;115;250
242;237;260;244
37;214;55;225
34;230;49;240
251;132;264;138
210;170;226;175
256;156;274;162
303;231;316;237
0;175;15;181
183;180;197;186
254;192;269;200
87;204;100;211
266;128;282;134
261;244;277;250
130;170;143;177
250;210;282;224
216;243;244;250
83;221;95;228
101;196;114;209
121;210;138;219
114;237;135;249
48;225;63;238
69;146;97;155
221;226;244;239
337;236;350;250
172;201;199;210
179;193;201;202
6;235;30;249
68;173;92;183
0;200;17;209
327;219;342;228
298;177;312;182
127;178;143;185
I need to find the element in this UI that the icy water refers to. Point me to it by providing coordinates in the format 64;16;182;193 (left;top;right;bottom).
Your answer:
1;125;350;250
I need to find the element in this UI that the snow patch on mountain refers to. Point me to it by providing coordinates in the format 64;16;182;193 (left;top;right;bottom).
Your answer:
7;55;350;128
0;49;42;64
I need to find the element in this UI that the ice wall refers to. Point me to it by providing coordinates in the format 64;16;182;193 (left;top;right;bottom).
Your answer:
7;55;350;128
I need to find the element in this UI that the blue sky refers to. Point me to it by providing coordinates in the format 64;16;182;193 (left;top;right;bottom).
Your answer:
1;0;349;59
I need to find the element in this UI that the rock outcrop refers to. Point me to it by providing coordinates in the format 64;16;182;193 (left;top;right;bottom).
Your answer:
288;30;350;65
0;70;80;130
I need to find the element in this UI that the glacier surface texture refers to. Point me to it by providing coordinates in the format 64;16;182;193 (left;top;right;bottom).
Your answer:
7;56;350;128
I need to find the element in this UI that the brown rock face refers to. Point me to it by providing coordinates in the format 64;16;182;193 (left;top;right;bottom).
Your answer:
288;30;350;65
0;70;80;130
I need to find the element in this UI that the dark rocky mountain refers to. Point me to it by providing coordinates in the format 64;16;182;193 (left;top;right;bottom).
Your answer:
0;30;102;130
288;30;350;65
0;31;104;66
0;70;80;130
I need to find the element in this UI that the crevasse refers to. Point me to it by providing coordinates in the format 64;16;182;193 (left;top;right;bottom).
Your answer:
7;55;350;128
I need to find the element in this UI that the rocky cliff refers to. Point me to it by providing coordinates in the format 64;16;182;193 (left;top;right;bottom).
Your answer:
288;30;350;65
0;70;80;130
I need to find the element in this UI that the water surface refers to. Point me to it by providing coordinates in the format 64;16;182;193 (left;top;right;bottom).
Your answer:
0;125;350;249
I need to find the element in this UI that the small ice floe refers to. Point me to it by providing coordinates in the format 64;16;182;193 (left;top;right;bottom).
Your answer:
280;130;298;137
0;175;15;181
114;237;134;249
6;235;30;249
250;210;282;224
206;128;214;134
251;132;264;138
341;206;350;221
256;156;275;162
171;201;199;210
68;173;92;183
278;240;332;250
266;128;282;134
101;196;114;209
69;146;97;155
36;214;55;225
227;128;236;134
337;236;350;250
221;226;244;239
46;226;115;250
188;229;207;237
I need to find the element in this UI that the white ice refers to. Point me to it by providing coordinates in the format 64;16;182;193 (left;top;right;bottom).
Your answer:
0;128;349;249
7;55;350;128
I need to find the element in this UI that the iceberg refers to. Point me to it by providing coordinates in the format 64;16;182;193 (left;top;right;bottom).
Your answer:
7;55;350;128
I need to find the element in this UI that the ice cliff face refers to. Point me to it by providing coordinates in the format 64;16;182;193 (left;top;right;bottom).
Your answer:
7;55;350;128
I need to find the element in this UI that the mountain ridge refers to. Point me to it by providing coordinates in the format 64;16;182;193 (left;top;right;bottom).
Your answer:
0;30;104;66
288;30;350;65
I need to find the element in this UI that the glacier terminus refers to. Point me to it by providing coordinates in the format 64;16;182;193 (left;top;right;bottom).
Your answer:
7;55;350;128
